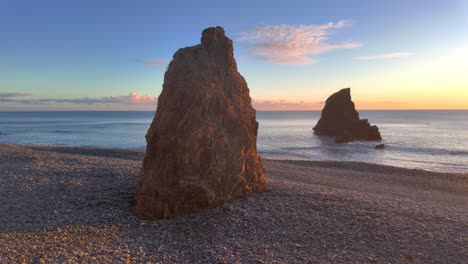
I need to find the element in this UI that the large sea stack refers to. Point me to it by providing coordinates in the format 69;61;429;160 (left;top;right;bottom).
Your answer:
135;27;267;219
313;88;382;143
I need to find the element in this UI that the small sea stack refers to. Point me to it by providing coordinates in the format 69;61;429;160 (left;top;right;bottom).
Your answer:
313;88;382;143
135;27;267;219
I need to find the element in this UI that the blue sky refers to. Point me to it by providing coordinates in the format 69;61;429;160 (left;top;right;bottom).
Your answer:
0;0;467;110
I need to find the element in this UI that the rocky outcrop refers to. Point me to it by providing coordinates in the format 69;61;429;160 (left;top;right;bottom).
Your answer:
135;27;267;219
313;88;382;143
374;144;385;149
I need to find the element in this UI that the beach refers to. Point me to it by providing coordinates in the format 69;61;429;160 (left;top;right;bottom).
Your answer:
0;143;466;263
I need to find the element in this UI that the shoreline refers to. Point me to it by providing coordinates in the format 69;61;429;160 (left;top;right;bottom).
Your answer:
0;144;467;263
2;143;467;175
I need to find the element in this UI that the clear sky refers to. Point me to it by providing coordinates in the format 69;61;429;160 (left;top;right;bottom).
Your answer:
0;0;467;110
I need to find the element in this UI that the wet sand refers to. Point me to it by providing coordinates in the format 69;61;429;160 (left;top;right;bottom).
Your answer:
0;144;466;263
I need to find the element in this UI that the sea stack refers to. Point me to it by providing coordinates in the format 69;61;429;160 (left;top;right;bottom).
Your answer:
313;88;382;143
135;27;267;219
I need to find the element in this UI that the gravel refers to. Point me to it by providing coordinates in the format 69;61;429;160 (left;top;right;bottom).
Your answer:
0;144;466;263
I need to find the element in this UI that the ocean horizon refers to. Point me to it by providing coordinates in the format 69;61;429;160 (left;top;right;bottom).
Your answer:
1;110;467;173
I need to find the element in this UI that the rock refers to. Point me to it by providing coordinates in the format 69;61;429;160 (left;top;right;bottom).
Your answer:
374;144;385;149
334;132;353;143
313;88;382;143
135;26;267;220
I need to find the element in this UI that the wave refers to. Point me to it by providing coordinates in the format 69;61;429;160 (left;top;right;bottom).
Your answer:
259;149;310;159
385;145;468;156
447;150;468;155
260;148;468;172
289;142;468;157
383;156;466;167
0;121;81;125
50;130;88;134
281;146;319;151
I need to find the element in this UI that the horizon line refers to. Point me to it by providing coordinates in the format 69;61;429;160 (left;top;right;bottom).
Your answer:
0;109;467;113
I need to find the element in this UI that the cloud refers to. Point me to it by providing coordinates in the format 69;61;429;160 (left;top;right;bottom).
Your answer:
252;99;324;110
0;92;157;105
125;92;158;104
131;58;167;67
239;20;361;64
0;92;31;98
355;52;413;60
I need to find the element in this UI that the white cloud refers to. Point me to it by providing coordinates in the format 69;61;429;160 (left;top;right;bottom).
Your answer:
0;92;31;98
355;52;413;60
0;92;157;105
252;99;324;110
125;92;157;104
239;20;361;65
3;93;320;110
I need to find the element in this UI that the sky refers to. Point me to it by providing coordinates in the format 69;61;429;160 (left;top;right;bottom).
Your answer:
0;0;467;111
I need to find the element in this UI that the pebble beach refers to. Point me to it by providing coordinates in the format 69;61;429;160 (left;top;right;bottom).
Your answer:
0;144;466;263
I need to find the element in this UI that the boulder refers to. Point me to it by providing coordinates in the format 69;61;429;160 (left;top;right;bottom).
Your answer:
314;88;382;143
135;26;267;219
374;144;385;149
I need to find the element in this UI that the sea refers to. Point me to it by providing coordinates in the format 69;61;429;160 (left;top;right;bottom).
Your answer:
0;110;467;173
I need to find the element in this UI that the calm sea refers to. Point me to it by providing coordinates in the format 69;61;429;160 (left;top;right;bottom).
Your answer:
0;111;467;173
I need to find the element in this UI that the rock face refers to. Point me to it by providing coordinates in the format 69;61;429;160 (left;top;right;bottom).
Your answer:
135;27;267;219
313;88;382;143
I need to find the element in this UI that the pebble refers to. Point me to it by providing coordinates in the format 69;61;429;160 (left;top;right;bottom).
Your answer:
0;144;466;263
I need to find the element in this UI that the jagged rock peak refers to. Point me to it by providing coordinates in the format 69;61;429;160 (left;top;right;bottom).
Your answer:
200;26;233;57
201;26;227;45
171;26;235;72
135;27;266;220
326;88;352;104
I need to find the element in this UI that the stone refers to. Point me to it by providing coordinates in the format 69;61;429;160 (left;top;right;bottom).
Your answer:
313;88;382;143
135;26;267;220
374;144;385;149
334;132;353;144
